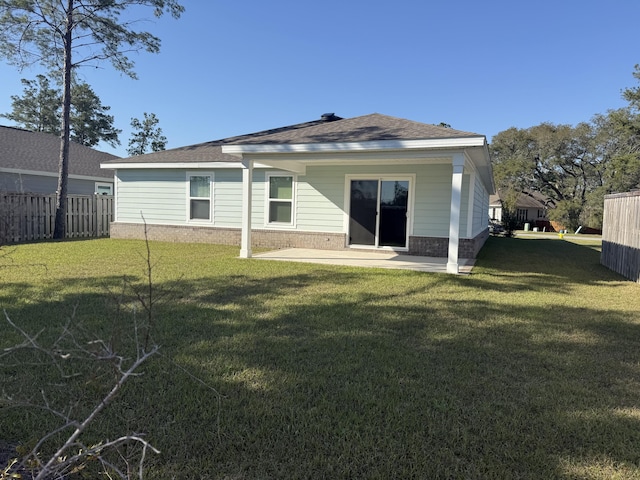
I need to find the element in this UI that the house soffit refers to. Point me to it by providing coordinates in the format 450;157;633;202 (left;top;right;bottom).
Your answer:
252;152;458;167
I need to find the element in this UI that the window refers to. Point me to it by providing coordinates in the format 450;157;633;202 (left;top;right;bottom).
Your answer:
267;174;294;225
188;174;212;221
95;182;113;195
517;209;528;221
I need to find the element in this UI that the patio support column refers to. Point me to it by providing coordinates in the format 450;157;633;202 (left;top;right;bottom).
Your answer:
447;154;465;274
240;158;253;258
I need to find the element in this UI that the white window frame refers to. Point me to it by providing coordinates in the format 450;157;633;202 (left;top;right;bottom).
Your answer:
265;172;296;228
94;182;113;195
186;172;214;223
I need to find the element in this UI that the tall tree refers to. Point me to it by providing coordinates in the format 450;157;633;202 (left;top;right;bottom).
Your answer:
622;64;640;110
3;76;121;147
70;82;120;148
1;75;61;133
583;108;640;226
128;112;167;155
0;0;184;239
490;122;603;230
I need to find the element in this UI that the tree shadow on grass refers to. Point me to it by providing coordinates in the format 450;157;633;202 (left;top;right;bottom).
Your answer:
149;271;640;479
465;236;628;294
2;246;640;479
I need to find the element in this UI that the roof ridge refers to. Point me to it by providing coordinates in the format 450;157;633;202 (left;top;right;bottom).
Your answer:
358;113;482;138
212;115;345;145
0;124;34;133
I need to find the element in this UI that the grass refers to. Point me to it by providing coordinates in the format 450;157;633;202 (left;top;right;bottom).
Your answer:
1;236;639;479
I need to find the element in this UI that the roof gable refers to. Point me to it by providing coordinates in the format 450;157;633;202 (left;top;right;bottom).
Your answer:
0;125;118;178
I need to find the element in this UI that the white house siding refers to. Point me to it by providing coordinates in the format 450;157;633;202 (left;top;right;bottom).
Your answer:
250;170;266;229
295;163;468;238
472;173;489;237
114;161;483;240
295;166;347;233
459;174;471;237
116;170;186;224
213;169;242;228
413;165;472;238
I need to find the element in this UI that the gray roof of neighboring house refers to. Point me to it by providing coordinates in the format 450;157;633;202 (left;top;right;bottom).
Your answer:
102;113;485;165
490;191;552;209
0;125;118;179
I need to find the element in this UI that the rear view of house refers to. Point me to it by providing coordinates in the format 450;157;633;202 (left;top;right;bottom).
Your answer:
102;113;494;273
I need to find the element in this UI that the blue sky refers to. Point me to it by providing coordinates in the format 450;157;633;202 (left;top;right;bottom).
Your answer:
1;0;639;157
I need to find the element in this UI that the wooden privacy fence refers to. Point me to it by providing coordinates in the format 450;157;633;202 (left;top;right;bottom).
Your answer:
601;190;640;283
0;193;114;244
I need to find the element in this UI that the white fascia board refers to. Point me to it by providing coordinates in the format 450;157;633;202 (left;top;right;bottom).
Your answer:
0;167;112;182
101;162;271;170
222;137;486;156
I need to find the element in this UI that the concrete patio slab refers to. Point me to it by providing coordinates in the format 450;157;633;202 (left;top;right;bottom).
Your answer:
252;248;475;273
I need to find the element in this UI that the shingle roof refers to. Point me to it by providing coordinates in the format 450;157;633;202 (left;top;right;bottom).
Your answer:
490;191;552;209
0;125;118;178
233;113;480;145
102;113;484;165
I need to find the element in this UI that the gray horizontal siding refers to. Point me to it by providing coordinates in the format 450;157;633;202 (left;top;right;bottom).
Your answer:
1;172;111;195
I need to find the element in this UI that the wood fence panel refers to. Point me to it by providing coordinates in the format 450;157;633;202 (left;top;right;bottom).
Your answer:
0;194;113;244
601;191;640;283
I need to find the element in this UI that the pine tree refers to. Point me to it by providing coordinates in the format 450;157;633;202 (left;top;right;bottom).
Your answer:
128;113;167;156
0;0;184;238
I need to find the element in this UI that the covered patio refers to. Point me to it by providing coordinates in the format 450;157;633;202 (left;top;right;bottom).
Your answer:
253;248;475;273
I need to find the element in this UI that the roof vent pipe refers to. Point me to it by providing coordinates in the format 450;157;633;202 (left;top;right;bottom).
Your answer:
321;113;340;121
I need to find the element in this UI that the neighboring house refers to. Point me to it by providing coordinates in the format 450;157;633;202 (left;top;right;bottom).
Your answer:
102;113;494;274
489;191;552;227
0;125;117;195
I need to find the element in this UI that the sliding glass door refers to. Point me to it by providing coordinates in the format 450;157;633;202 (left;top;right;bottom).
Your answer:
349;178;410;248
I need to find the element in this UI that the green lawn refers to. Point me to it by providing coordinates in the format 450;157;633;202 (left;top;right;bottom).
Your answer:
1;237;639;479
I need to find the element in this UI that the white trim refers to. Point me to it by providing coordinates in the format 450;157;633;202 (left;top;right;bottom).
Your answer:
102;162;272;170
223;137;486;156
114;172;119;221
265;172;297;228
344;174;415;250
94;182;113;195
186;171;214;224
0;167;112;182
240;160;253;258
447;154;465;274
